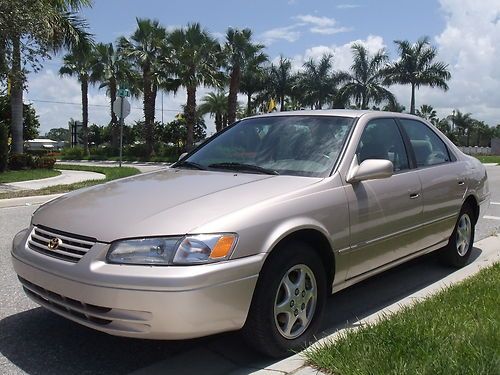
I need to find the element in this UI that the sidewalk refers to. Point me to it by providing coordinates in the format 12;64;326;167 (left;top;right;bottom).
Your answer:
0;169;105;193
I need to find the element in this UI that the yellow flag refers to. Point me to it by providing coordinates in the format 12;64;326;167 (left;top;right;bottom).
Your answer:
268;98;277;113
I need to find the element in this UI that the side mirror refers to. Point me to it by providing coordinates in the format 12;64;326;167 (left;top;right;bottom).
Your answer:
178;152;188;161
347;159;393;183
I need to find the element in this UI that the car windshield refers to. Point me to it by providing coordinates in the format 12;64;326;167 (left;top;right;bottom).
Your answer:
179;115;355;177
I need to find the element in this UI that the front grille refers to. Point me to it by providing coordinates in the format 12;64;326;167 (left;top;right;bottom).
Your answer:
27;225;96;263
19;276;112;325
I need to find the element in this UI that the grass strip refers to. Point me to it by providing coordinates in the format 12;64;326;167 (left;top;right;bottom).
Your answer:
0;169;61;183
306;263;500;375
0;164;140;200
475;155;500;164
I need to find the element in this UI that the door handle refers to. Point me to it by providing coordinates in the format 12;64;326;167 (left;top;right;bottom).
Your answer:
409;193;420;199
457;180;465;186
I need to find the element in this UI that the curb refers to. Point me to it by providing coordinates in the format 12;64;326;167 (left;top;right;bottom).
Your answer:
249;234;500;375
0;193;65;208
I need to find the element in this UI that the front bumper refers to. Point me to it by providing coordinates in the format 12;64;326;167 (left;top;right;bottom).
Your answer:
11;228;263;340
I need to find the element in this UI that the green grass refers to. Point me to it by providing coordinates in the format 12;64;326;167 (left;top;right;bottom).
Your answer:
0;164;140;199
306;263;500;375
0;169;61;183
475;155;500;164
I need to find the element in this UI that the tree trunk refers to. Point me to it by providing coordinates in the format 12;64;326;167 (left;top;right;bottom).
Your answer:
410;83;416;114
186;85;196;150
10;35;24;154
142;66;154;157
466;128;470;147
215;113;222;133
246;92;252;116
280;94;285;111
81;77;89;155
110;78;119;150
227;65;240;125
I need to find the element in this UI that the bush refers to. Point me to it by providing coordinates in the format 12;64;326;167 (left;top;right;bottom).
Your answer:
123;143;149;159
34;156;56;169
60;146;85;160
0;123;8;172
8;153;34;170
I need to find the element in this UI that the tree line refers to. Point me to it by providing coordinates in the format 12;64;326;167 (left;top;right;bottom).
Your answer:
1;0;497;161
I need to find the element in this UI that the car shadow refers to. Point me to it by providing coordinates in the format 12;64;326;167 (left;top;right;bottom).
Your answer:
0;247;482;375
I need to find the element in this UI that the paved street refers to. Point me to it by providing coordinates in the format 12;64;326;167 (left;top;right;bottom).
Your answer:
1;165;499;375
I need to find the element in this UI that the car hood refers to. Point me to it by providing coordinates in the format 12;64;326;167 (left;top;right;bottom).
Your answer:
33;168;321;242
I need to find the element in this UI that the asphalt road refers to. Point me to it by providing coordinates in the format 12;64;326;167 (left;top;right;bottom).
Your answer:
1;166;499;375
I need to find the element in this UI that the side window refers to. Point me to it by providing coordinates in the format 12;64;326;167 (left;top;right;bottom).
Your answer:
400;119;450;167
356;119;409;172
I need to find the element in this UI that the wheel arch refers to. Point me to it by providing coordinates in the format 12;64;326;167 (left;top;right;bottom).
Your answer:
463;194;480;224
263;226;336;294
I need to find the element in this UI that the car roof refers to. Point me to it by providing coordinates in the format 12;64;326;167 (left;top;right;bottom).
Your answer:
248;109;400;119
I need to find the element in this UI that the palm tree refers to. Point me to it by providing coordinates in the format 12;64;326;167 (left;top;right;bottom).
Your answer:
269;56;294;111
168;23;222;150
91;42;136;149
386;37;451;114
297;54;337;109
337;44;395;109
5;0;92;154
240;56;268;116
416;104;438;124
224;28;265;125
382;100;406;112
449;109;474;146
118;18;167;156
198;91;228;132
59;40;95;155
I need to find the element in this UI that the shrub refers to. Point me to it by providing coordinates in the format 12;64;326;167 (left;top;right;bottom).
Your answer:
8;153;34;170
123;143;149;158
60;146;84;160
0;123;8;172
34;156;56;169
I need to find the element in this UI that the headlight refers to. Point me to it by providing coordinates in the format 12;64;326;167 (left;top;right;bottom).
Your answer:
107;234;237;266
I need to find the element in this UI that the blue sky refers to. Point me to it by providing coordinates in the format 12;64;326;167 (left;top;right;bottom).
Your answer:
27;0;500;135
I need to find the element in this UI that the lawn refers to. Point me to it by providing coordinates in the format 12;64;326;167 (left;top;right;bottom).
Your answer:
0;169;61;183
0;164;140;199
475;155;500;164
305;263;500;375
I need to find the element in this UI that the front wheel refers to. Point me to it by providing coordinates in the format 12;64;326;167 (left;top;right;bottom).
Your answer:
242;241;327;358
439;204;475;268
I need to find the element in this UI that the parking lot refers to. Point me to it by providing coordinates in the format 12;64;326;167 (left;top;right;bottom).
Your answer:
1;165;499;375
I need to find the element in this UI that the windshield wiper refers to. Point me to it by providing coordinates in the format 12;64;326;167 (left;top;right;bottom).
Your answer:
208;162;279;175
174;160;207;170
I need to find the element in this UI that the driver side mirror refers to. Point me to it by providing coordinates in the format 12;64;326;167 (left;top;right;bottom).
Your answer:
347;159;393;183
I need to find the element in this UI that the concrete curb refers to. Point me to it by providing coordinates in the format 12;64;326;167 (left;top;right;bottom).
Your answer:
0;193;65;209
250;234;500;375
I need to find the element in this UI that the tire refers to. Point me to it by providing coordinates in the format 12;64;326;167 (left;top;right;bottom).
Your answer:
242;240;327;358
439;204;475;268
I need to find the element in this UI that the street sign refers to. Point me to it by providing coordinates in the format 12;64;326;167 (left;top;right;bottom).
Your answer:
113;97;131;119
117;88;130;97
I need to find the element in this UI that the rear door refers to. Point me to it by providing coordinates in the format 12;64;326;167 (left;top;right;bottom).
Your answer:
398;118;467;249
344;118;423;278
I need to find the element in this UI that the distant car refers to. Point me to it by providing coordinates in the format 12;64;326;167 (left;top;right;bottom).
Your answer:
12;110;489;357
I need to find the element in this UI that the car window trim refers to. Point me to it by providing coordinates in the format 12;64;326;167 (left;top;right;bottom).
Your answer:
395;117;454;170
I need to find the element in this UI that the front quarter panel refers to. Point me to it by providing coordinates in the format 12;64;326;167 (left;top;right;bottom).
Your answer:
193;173;351;284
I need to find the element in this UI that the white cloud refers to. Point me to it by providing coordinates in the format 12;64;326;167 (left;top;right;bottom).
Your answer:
336;4;361;9
406;0;500;125
259;25;301;45
295;15;336;28
294;14;351;36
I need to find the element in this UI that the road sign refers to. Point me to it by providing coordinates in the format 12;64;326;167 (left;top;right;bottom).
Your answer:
117;88;130;97
113;97;131;119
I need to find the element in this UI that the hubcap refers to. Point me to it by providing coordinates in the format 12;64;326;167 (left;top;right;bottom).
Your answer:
274;264;317;339
456;213;472;256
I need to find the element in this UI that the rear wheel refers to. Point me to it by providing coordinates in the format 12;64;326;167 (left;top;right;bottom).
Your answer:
243;241;327;358
440;204;475;268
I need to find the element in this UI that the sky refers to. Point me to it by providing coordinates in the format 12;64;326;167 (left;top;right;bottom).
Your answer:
25;0;500;136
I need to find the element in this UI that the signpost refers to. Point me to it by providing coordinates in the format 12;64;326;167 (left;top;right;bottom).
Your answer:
112;89;131;167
